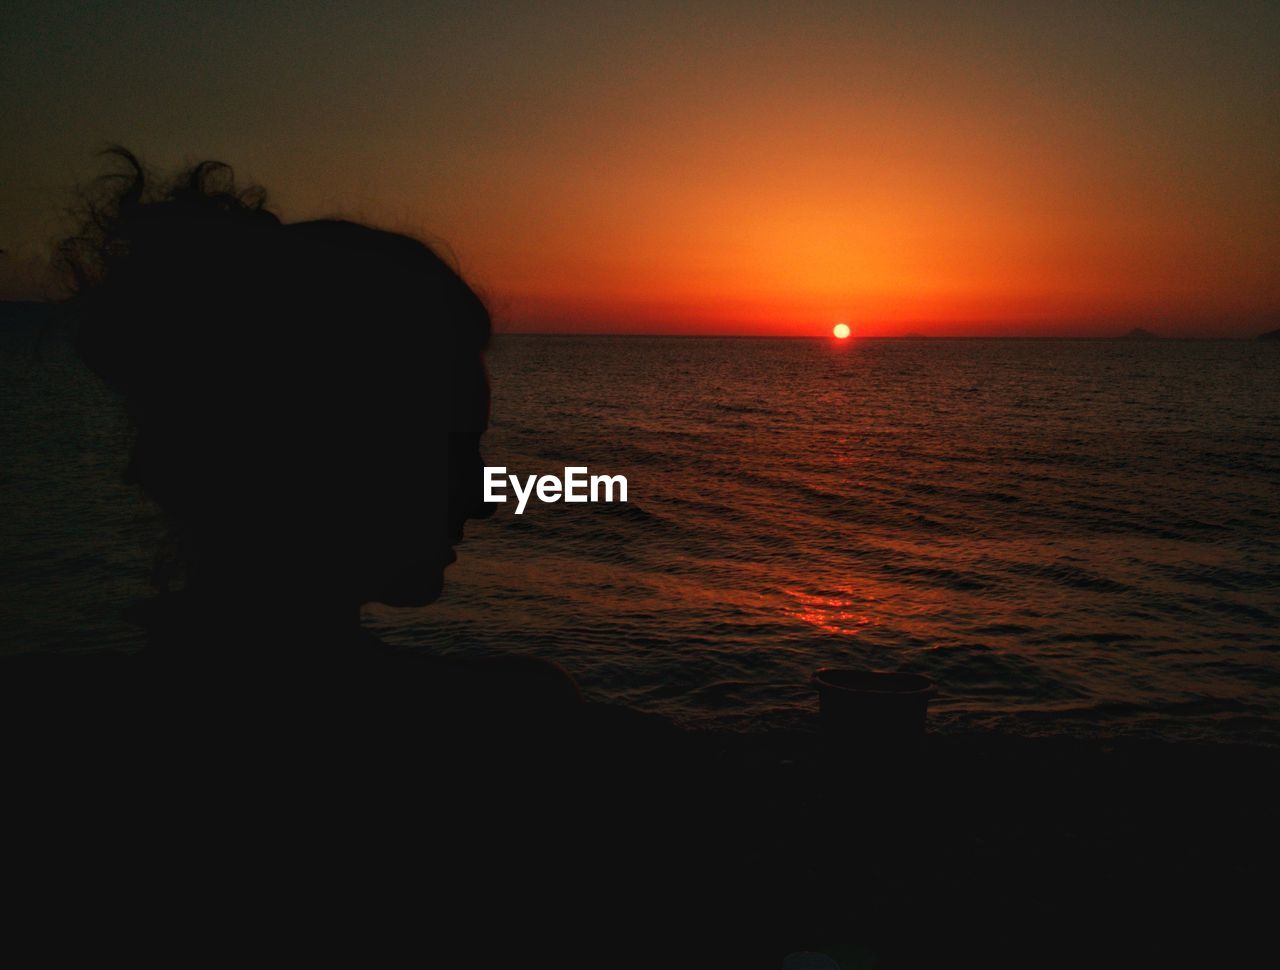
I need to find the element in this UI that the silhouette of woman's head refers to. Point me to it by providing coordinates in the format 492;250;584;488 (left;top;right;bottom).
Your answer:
61;149;494;624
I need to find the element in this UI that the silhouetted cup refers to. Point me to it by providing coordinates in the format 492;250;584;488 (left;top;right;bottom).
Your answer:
811;668;936;752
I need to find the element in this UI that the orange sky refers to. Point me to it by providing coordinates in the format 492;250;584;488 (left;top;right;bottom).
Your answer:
2;2;1277;335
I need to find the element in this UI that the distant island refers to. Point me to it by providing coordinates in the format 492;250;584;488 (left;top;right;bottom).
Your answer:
1120;327;1159;340
1257;328;1280;341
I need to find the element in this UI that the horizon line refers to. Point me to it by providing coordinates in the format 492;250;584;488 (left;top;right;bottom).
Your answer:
2;300;1274;340
494;331;1269;341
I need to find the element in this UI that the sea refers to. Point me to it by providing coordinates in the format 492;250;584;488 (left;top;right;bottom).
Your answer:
4;312;1279;743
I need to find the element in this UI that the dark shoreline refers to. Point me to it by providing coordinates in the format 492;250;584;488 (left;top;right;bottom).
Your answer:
588;703;1279;962
3;646;1276;964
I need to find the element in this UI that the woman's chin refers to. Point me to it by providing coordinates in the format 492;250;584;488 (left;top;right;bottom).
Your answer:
369;562;447;607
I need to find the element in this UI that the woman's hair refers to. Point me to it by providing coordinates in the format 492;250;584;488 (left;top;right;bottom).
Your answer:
60;147;490;400
59;149;285;397
58;148;492;595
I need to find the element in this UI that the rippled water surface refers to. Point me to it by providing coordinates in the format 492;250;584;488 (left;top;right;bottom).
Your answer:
6;322;1279;741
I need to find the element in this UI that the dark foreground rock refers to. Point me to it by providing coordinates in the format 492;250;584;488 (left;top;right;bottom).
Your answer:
3;651;1275;966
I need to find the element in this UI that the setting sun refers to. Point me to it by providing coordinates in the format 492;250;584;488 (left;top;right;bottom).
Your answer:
832;323;851;339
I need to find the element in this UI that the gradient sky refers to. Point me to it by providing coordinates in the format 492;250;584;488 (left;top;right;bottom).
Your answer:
2;1;1277;335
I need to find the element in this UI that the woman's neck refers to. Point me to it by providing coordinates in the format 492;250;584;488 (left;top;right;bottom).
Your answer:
147;581;366;657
